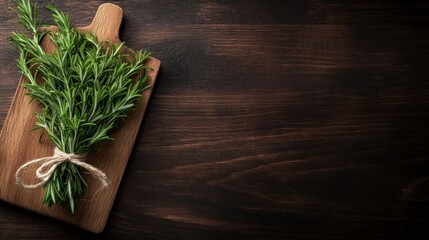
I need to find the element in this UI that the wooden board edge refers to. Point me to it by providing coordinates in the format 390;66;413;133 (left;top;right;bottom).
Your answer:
0;75;25;139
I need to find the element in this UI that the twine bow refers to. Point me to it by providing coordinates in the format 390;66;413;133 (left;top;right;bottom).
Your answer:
16;147;109;189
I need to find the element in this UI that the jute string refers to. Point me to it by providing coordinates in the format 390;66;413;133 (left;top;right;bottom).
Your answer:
16;147;109;189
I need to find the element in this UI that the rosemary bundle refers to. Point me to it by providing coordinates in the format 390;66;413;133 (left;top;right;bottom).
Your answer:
10;0;150;213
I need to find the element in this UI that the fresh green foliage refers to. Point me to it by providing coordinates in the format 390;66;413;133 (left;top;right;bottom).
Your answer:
9;0;151;213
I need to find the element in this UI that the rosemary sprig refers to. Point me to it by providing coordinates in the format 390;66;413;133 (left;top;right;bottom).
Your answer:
9;0;151;213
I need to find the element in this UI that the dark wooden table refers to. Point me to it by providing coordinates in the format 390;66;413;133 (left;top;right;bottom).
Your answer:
1;0;429;239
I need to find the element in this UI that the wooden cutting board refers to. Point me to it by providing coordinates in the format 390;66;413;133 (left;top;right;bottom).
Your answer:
0;3;160;233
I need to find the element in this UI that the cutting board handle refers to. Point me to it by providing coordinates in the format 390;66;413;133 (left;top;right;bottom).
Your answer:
88;3;123;42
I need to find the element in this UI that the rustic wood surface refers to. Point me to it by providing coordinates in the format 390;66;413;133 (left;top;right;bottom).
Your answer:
1;0;429;239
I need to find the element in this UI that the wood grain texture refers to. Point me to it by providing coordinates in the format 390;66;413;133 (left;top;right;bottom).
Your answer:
1;0;429;239
0;3;160;233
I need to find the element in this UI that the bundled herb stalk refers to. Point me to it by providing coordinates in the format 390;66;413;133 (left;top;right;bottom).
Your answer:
10;0;150;213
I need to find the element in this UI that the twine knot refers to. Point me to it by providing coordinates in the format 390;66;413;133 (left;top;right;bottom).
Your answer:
16;147;109;189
